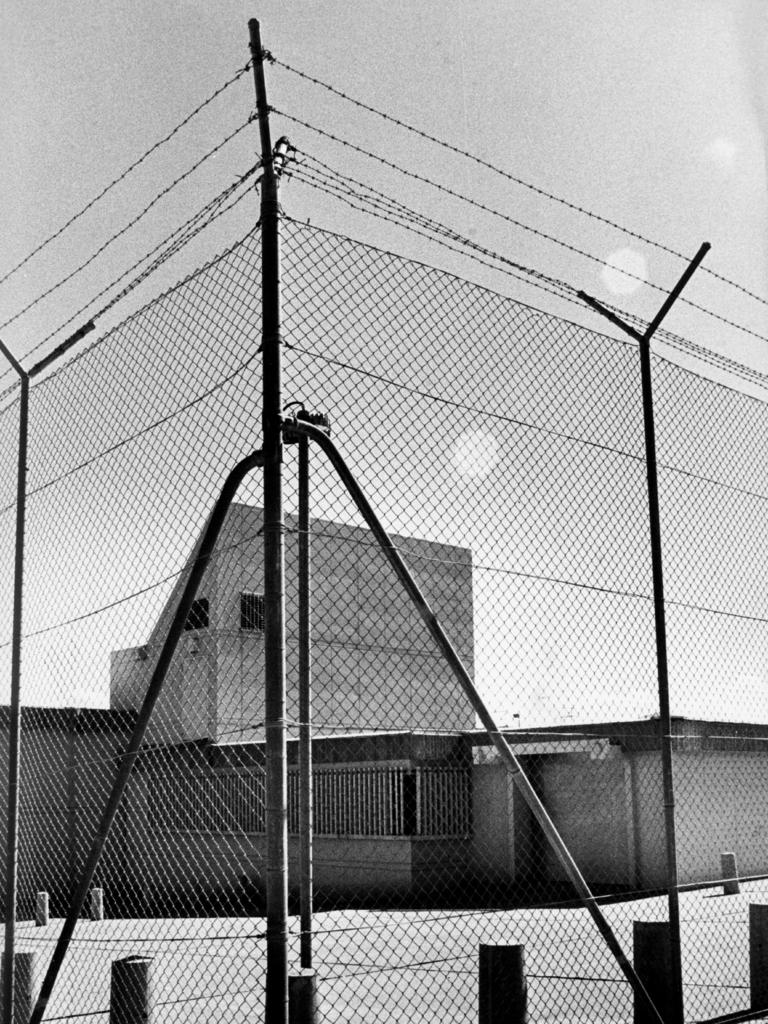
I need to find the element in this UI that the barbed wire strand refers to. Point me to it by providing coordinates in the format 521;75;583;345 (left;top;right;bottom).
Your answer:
0;118;256;333
290;149;768;399
291;150;577;294
0;171;260;401
286;159;580;309
279;114;659;291
279;120;768;349
0;62;253;290
270;54;768;310
283;164;768;396
21;165;262;376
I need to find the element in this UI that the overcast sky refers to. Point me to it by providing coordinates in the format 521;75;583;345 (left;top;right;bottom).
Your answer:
2;3;768;725
2;1;768;377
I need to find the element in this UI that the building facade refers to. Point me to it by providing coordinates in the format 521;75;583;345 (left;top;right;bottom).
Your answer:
3;506;767;916
110;504;477;744
5;713;768;917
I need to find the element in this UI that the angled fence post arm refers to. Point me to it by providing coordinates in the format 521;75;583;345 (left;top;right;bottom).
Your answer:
28;448;265;1024
579;241;710;1024
0;337;29;1024
281;414;665;1024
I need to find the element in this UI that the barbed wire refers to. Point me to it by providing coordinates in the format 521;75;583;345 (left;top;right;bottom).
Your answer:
8;164;261;379
0;226;261;417
288;154;578;305
280;121;768;352
282;162;768;400
0;62;253;290
0;118;256;333
292;174;580;313
270;54;768;311
279;113;658;292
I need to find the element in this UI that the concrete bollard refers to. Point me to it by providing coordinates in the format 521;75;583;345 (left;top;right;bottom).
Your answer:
89;887;104;921
35;891;49;927
750;904;768;1011
1;951;38;1024
110;955;153;1024
721;852;740;896
479;944;527;1024
289;971;318;1024
633;921;673;1024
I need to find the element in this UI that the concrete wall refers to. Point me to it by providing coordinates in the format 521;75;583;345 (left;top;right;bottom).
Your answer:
628;748;768;888
471;763;516;885
0;709;132;918
12;710;768;916
469;743;632;892
111;503;476;745
540;748;632;887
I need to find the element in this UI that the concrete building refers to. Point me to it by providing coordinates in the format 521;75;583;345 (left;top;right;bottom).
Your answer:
5;712;768;917
3;507;767;916
110;504;477;744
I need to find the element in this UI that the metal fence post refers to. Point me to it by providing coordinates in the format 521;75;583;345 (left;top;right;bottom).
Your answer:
1;952;37;1024
479;944;527;1024
298;435;314;971
0;339;29;1024
579;242;711;1024
249;19;290;1024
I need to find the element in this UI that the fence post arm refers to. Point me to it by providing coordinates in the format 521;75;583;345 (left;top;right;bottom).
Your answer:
0;336;29;1024
579;240;710;1024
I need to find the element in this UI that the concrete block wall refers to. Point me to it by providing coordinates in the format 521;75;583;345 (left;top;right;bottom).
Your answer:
110;503;476;745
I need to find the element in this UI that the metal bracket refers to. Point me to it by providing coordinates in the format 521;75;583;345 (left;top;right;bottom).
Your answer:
283;409;331;445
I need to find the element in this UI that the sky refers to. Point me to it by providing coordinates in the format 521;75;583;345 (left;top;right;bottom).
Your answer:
3;2;768;725
2;2;768;376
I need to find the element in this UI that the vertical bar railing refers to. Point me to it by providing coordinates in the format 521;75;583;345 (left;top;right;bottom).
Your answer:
579;241;711;1024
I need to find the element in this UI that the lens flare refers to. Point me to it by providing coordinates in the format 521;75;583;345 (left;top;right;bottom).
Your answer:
704;136;737;172
451;429;499;479
601;248;648;296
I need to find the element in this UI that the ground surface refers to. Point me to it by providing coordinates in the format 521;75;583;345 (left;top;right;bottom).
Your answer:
10;881;768;1022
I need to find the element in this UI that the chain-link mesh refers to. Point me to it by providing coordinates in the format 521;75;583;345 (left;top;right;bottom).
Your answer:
0;212;765;1021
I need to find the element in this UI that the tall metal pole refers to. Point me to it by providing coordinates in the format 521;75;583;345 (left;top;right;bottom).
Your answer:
0;338;29;1024
579;241;711;1024
249;19;289;1024
298;435;314;969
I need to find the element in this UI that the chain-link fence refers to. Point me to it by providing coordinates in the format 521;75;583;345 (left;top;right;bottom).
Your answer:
0;209;766;1022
